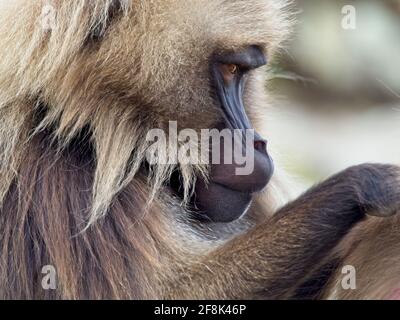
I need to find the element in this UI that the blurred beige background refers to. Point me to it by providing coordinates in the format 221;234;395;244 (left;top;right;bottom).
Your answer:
269;0;400;190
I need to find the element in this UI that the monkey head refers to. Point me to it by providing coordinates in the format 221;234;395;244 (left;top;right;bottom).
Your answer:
2;0;291;225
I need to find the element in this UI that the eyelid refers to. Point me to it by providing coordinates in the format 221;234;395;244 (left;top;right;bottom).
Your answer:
216;45;267;71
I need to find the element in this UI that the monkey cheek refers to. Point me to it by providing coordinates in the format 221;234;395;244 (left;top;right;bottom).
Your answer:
193;180;253;223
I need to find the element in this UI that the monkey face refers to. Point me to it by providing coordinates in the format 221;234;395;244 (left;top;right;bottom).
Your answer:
193;46;274;222
24;0;291;223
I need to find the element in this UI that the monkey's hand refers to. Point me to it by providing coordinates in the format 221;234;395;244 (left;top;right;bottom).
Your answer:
272;163;400;223
166;163;400;300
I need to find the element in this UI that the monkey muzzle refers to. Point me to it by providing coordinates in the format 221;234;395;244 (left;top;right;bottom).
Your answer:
193;46;274;223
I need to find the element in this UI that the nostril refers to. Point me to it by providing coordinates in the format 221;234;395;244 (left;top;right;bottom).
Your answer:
254;140;267;155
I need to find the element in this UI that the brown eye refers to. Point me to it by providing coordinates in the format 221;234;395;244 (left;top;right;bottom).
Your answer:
227;64;238;74
220;63;239;84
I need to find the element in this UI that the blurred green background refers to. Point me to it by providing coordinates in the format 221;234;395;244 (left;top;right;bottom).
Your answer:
269;0;400;190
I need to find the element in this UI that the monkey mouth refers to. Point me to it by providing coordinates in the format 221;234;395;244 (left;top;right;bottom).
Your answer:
190;45;274;223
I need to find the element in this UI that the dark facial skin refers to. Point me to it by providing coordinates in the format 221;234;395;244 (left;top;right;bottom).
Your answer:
194;46;274;222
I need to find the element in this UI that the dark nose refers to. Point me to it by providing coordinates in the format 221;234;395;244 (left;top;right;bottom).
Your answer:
209;134;274;194
254;139;267;155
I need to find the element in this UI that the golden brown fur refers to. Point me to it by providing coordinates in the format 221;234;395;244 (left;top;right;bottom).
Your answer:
0;0;293;299
0;0;292;225
321;215;400;300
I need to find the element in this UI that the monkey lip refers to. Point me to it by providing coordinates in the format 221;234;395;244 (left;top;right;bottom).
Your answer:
194;179;254;223
190;46;274;223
